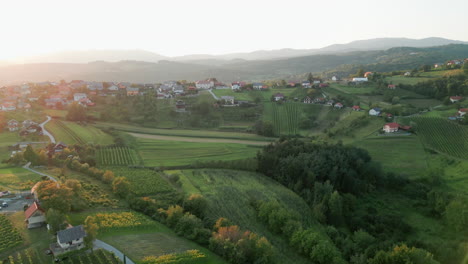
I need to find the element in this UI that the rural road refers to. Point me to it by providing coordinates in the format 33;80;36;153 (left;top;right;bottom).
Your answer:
40;116;56;144
94;240;135;264
22;162;59;182
208;89;219;100
128;132;271;146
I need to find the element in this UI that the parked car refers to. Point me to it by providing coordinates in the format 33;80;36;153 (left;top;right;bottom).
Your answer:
2;202;8;207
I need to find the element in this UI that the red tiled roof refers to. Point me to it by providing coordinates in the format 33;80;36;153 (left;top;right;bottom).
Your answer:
451;96;463;100
24;202;43;219
385;122;400;129
459;108;468;112
352;105;360;109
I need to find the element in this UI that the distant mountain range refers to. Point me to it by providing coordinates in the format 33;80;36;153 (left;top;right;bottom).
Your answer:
9;37;467;64
1;41;468;85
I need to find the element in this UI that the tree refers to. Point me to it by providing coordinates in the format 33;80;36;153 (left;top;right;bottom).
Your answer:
369;244;439;264
112;177;131;197
421;64;431;72
84;216;99;248
23;145;38;165
102;170;115;183
307;72;314;83
184;194;207;218
463;62;468;75
357;68;364;77
445;197;468;231
280;80;287;87
46;208;66;233
36;181;73;213
66;102;87;122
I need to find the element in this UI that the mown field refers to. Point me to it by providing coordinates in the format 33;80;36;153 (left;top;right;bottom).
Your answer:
46;119;114;145
354;136;428;175
167;169;318;264
402;117;468;159
0;167;40;191
135;138;261;166
70;210;226;264
95;122;274;141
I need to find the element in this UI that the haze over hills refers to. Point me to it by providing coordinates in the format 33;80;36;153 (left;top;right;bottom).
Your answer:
9;37;467;64
1;44;468;85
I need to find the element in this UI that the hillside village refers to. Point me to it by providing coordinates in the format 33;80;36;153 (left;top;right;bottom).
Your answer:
0;53;467;264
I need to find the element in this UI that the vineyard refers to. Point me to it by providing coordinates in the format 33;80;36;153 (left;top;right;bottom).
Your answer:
93;211;157;231
0;215;22;253
96;147;140;166
405;116;468;159
264;102;299;136
111;168;176;196
4;248;122;264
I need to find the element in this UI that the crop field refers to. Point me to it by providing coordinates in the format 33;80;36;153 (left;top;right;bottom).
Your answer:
403;117;468;159
135;138;261;166
330;83;377;94
386;75;432;85
0;133;21;164
0;167;40;191
169;169;315;264
109;168;175;196
354;136;428;175
46;120;114;145
0;215;23;253
96;146;140;166
263;102;300;135
400;98;441;108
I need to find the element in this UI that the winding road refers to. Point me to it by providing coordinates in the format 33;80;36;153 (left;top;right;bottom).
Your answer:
40;116;56;144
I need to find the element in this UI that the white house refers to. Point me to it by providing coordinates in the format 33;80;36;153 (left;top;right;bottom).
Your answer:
7;119;19;132
231;83;241;90
302;81;311;88
369;108;381;116
195;80;214;90
334;103;344;109
253;83;266;90
24;202;46;229
332;76;338;81
404;72;411;76
107;85;119;91
221;96;235;105
383;123;399;133
73;93;87;102
352;77;368;82
51;225;87;255
274;93;284;101
458;108;468;117
450;96;463;103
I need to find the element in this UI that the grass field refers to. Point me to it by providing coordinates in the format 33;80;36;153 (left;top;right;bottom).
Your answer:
68;210;226;264
211;89;253;101
402;117;468;159
354;136;428;176
135;138;262;166
386;75;432;85
96;122;274;141
168;169;316;264
330;83;377;94
0;167;41;191
96;146;140;166
46;119;114;145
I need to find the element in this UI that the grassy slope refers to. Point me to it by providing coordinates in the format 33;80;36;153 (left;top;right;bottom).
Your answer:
167;169;316;264
46;120;114;145
135;138;261;166
0;167;42;191
96;122;274;141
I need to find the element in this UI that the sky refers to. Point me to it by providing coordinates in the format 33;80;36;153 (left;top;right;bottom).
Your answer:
0;0;466;60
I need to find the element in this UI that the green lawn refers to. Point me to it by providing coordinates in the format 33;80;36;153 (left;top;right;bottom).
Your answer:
168;169;316;264
96;122;274;141
330;83;377;94
353;136;428;176
135;138;262;166
0;167;42;191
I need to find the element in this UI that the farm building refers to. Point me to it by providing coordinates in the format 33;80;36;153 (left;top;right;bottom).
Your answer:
458;108;468;117
388;84;396;89
450;96;463;103
24;202;46;229
352;105;361;111
51;225;87;255
352;77;368;82
383;122;399;133
369;108;381;116
7;119;19;132
274;93;284;101
334;103;344;109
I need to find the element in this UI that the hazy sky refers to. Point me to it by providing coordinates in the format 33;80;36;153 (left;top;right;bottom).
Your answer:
0;0;466;60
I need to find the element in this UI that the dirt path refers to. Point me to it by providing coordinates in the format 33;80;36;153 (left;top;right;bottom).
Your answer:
128;132;271;146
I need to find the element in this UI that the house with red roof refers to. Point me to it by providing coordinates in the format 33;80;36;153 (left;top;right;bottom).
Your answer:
364;72;373;78
450;96;463;103
1;102;16;111
274;93;284;101
383;122;400;133
458;108;468;117
388;84;396;89
195;80;214;90
24;202;46;229
334;102;344;109
352;105;361;111
7;119;19;132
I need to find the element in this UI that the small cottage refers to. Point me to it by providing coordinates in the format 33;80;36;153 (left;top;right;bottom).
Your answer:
50;225;87;255
24;202;46;229
383;123;399;133
369;108;381;116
